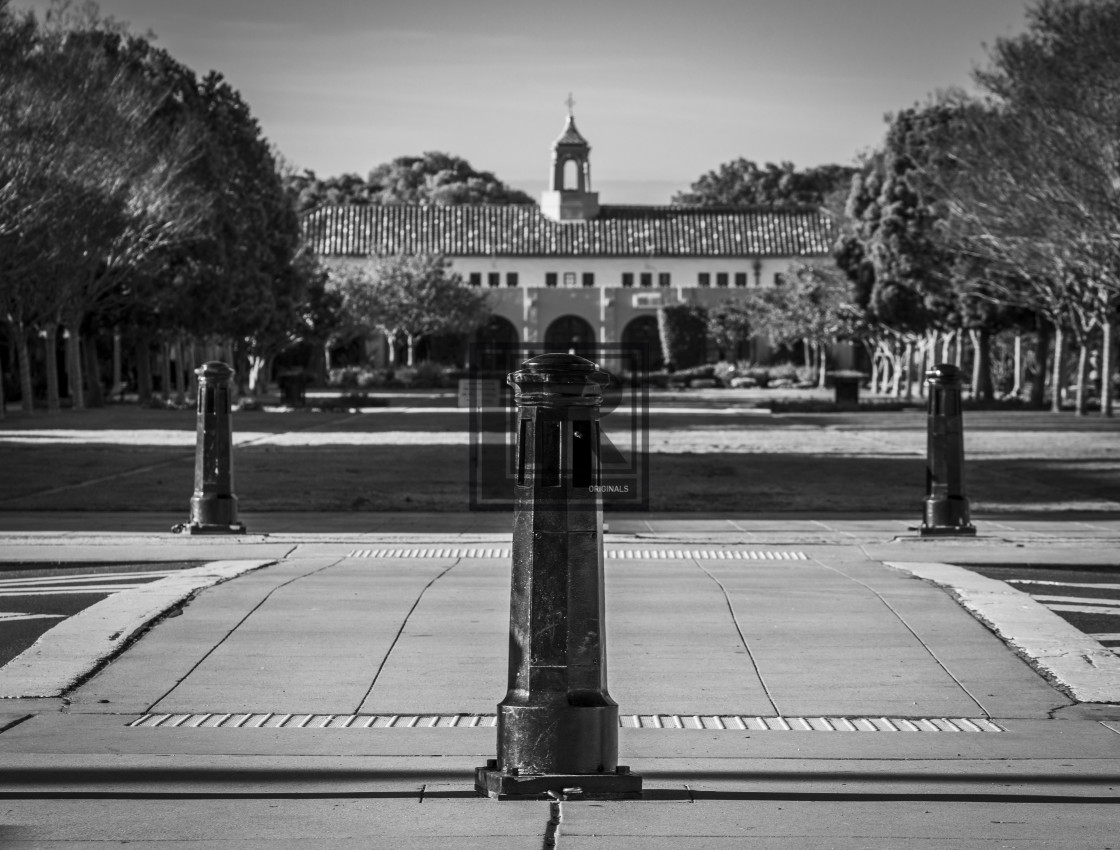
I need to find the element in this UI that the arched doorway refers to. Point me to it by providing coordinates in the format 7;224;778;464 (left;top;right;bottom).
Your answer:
544;315;595;358
621;316;664;372
473;315;520;375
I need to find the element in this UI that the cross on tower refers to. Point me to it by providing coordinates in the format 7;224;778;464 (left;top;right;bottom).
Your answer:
565;92;575;115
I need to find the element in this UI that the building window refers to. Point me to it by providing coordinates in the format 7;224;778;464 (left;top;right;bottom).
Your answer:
622;272;634;287
640;272;653;288
698;272;711;287
716;272;729;288
546;272;558;287
774;272;785;286
488;272;500;288
658;272;671;287
507;272;519;287
469;272;482;287
563;272;577;288
734;272;747;288
582;272;595;287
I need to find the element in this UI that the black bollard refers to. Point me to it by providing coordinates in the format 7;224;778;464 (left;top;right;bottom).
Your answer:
920;363;975;537
476;353;641;800
184;361;246;535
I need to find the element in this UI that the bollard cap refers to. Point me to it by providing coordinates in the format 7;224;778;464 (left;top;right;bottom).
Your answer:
195;361;235;380
508;353;610;408
926;363;962;384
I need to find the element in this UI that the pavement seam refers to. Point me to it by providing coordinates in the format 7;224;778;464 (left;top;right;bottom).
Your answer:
813;558;993;719
355;559;461;714
145;558;346;713
691;558;781;716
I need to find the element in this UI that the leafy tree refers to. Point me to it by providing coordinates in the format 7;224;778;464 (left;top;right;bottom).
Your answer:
673;159;856;209
932;0;1120;415
706;300;756;361
335;254;490;366
367;152;535;206
754;262;858;386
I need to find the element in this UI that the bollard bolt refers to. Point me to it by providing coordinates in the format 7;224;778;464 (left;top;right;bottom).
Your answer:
184;361;246;535
475;353;641;800
920;363;975;537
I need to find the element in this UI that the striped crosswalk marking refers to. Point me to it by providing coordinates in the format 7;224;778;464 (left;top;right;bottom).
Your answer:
0;612;66;622
0;571;175;598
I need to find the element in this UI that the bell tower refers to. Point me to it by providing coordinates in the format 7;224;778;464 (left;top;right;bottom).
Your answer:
541;95;600;222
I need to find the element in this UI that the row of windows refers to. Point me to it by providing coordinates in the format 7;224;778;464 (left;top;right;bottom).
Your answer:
466;270;774;288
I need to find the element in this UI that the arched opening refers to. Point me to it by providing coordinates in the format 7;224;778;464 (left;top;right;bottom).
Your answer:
544;315;595;358
562;158;580;191
621;316;664;373
473;315;520;375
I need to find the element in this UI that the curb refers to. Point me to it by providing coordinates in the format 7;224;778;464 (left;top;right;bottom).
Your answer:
0;560;274;699
886;561;1120;704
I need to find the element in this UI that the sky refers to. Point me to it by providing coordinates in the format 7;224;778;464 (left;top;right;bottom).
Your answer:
24;0;1036;204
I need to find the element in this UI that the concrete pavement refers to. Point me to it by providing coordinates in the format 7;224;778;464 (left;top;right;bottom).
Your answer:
1;515;1119;847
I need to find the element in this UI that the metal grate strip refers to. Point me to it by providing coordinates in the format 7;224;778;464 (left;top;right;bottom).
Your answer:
129;713;1002;732
346;549;807;560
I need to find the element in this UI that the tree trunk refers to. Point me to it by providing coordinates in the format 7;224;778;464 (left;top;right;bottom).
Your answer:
66;323;85;411
901;340;914;400
137;333;153;403
1010;332;1022;398
940;330;953;364
44;324;60;414
17;333;34;414
1051;326;1065;412
175;338;187;405
406;334;416;367
976;327;993;403
83;331;104;408
112;328;122;398
160;341;172;400
1074;342;1089;417
1102;316;1114;417
802;338;812;369
817;342;827;388
1031;323;1051;407
386;331;397;365
188;340;200;399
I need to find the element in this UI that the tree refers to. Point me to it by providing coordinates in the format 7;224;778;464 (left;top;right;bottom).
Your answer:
673;159;856;209
754;262;859;386
336;254;490;366
657;304;708;371
930;0;1120;415
367;152;535;206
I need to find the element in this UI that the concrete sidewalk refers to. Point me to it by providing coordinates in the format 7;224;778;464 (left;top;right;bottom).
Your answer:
1;518;1119;847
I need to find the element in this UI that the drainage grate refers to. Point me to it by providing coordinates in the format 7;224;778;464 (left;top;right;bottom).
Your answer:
345;549;808;561
128;713;1002;732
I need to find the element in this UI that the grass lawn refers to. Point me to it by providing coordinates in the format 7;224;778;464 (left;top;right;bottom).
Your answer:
0;405;1117;514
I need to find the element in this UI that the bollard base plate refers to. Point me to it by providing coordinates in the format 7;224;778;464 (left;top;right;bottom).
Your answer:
474;766;642;800
187;523;247;535
919;524;976;537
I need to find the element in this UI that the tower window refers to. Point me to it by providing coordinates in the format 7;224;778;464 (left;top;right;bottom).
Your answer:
640;273;652;288
488;272;500;288
469;272;482;287
546;272;558;287
698;272;711;287
563;159;579;191
563;272;577;288
622;272;634;288
716;272;729;288
507;272;519;287
735;272;747;288
658;272;671;287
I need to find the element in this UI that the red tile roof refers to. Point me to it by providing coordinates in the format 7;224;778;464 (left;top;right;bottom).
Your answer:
302;204;836;258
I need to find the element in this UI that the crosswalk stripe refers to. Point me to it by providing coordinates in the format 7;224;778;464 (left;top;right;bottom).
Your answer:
0;585;148;597
1046;604;1120;616
1034;595;1120;609
1010;580;1120;591
0;571;174;587
0;612;67;622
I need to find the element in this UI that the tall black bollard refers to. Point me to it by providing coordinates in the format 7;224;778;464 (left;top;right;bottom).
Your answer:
476;353;641;800
184;361;246;535
920;363;975;537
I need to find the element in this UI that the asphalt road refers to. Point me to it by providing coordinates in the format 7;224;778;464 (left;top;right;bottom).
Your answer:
0;561;203;667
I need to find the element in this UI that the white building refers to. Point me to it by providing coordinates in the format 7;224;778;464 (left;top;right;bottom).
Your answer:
303;111;838;372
